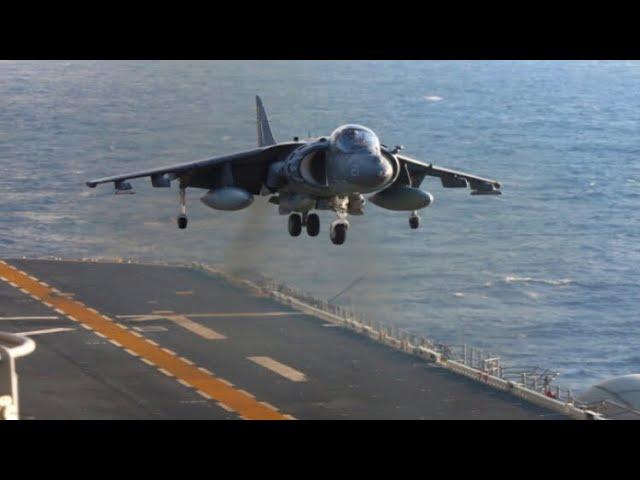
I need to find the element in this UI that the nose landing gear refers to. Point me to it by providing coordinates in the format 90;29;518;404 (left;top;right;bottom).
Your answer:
330;219;349;245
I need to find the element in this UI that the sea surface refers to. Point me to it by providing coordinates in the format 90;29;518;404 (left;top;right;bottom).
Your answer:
1;60;639;391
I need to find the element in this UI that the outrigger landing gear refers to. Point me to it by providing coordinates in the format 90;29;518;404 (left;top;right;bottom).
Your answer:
409;211;420;230
177;187;188;229
288;213;302;236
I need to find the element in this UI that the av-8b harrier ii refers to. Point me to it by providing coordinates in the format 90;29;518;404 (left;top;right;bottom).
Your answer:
87;97;501;245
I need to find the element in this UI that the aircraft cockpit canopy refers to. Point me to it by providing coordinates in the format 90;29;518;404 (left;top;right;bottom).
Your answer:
331;125;380;154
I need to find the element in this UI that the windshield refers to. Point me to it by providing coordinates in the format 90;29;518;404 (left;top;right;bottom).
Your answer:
331;125;380;153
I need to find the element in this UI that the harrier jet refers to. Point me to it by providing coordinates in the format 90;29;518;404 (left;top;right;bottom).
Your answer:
87;96;501;245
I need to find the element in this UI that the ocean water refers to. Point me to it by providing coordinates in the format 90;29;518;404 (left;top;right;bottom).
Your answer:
1;60;639;391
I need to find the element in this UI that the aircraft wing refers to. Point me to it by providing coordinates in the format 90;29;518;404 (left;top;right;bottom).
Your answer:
394;153;502;195
86;142;302;194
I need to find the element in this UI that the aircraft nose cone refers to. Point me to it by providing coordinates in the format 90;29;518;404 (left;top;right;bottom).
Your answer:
349;155;393;190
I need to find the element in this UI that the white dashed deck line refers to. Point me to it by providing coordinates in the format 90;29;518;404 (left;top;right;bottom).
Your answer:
237;389;255;399
197;390;213;400
158;368;173;377
179;357;195;365
216;402;234;413
248;356;308;382
141;358;155;367
177;379;191;388
198;367;213;375
94;331;106;339
109;339;122;348
218;378;234;387
259;401;279;411
161;347;176;356
124;348;138;357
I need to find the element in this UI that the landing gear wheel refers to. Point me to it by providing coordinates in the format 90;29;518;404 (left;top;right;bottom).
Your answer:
177;215;188;230
306;213;320;237
409;215;420;230
330;223;347;245
288;214;302;237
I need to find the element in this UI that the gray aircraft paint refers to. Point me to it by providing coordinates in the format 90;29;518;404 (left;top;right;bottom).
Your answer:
86;96;501;244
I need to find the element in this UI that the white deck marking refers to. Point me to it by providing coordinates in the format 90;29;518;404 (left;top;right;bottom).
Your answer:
0;316;59;321
248;356;307;382
218;378;234;387
217;402;234;412
117;311;298;320
119;314;227;340
197;390;213;400
182;312;300;318
133;325;168;333
19;327;76;336
169;315;227;340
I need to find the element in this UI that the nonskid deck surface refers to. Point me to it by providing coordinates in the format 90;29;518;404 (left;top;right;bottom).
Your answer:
0;259;565;419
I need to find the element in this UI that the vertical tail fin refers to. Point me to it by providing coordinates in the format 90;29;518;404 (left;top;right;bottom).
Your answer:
256;95;276;147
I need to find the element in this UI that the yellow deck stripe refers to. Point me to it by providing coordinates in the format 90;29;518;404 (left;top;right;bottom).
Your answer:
0;261;288;420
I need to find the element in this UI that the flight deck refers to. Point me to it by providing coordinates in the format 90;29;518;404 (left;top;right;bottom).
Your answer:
0;259;566;419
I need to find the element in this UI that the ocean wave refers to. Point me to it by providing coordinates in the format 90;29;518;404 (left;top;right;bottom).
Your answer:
504;276;573;286
423;95;443;102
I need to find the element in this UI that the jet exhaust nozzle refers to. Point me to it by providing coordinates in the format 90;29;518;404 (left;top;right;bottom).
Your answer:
200;187;254;211
369;186;433;211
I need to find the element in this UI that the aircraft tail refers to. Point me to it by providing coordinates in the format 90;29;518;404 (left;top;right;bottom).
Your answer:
256;95;276;147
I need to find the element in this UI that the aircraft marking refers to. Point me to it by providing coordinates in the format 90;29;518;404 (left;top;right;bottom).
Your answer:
0;260;290;420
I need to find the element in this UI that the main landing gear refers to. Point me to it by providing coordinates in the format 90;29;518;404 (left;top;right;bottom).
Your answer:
177;187;188;229
288;212;321;237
